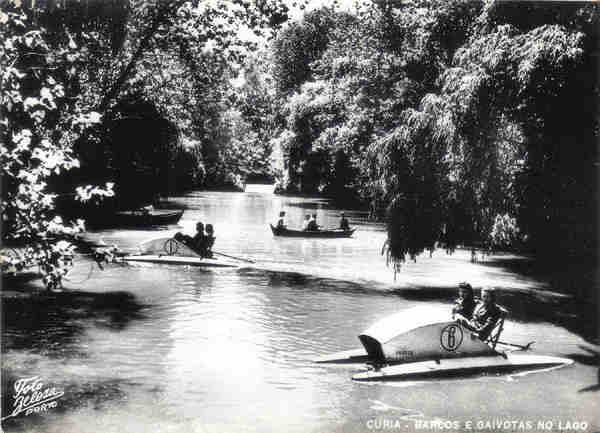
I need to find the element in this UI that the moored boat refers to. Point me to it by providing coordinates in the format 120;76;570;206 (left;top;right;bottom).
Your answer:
113;209;184;227
270;224;355;238
315;306;573;381
245;183;276;194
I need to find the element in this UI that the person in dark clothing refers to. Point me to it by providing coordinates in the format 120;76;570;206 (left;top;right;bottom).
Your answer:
307;213;319;231
174;221;209;257
467;288;504;341
188;221;207;257
276;211;286;230
452;282;477;320
204;224;215;258
339;212;350;231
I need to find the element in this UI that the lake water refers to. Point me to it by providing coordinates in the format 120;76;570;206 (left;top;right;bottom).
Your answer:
2;191;598;433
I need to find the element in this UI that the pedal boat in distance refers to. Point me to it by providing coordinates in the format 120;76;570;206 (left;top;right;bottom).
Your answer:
314;307;573;381
121;237;239;268
270;224;355;238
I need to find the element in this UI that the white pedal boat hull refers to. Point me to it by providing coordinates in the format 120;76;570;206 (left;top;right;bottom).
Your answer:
316;307;574;381
122;255;239;268
122;237;240;268
352;353;573;381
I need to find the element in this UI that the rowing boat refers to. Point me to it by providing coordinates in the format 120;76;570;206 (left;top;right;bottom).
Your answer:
270;224;355;238
244;183;276;194
315;306;572;381
121;237;239;268
113;209;184;227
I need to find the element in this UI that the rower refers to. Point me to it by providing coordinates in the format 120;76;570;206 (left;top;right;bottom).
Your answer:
276;211;286;230
307;213;319;231
339;212;350;231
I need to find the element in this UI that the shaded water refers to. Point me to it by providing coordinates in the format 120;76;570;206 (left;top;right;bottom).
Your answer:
2;191;598;433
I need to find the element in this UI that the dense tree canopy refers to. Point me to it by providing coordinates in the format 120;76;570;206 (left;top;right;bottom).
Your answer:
2;0;597;288
1;0;289;287
269;0;598;267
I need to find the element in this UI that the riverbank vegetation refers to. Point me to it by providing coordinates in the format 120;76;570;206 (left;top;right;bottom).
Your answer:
1;0;597;288
268;1;598;267
1;0;288;287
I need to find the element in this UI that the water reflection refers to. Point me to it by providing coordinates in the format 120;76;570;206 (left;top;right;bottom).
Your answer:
2;289;145;356
2;191;598;433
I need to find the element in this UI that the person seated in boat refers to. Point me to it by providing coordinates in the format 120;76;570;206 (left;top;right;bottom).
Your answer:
452;282;477;321
307;213;319;231
339;212;350;231
173;222;209;256
173;223;197;245
204;224;215;258
173;232;188;243
276;211;287;230
141;204;154;214
465;288;504;341
302;214;311;231
191;222;209;256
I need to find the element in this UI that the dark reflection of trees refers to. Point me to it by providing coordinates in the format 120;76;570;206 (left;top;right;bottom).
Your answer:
247;269;392;297
1;288;146;357
570;345;600;393
246;262;597;344
1;288;148;430
478;256;597;344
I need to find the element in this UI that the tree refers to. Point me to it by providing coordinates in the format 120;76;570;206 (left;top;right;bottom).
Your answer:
271;6;339;96
371;1;598;264
1;5;113;288
1;0;292;288
267;0;597;268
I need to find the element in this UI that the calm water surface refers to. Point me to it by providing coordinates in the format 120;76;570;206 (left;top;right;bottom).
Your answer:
2;191;598;433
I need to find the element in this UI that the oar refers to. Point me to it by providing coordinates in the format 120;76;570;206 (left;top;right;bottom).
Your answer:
497;340;535;350
213;251;255;264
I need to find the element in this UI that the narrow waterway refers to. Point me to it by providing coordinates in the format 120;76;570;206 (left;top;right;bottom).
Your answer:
2;191;598;433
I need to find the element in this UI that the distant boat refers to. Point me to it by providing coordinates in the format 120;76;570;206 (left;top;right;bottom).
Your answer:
270;224;355;238
244;184;276;194
109;209;184;227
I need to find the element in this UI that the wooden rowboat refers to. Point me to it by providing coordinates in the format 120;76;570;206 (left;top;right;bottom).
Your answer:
111;209;184;227
270;224;355;238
